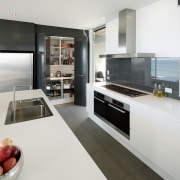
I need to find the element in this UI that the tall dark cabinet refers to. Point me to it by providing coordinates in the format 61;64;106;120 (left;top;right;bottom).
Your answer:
74;35;89;106
35;33;48;92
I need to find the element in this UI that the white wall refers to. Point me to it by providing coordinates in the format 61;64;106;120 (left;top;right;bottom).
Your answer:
137;0;180;57
106;18;119;54
94;42;106;75
106;0;180;57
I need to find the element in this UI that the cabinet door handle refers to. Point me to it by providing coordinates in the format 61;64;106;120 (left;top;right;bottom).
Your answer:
94;96;105;103
108;103;126;114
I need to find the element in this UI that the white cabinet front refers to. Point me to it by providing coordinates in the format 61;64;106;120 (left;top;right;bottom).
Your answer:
130;105;180;179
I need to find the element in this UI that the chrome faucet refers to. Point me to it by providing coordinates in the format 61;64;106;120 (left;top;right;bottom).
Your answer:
13;85;32;110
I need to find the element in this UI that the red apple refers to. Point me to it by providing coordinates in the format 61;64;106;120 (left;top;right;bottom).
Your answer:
0;165;3;176
0;145;12;163
2;157;16;173
11;146;20;158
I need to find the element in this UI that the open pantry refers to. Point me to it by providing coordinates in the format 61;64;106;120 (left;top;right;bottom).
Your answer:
45;36;75;105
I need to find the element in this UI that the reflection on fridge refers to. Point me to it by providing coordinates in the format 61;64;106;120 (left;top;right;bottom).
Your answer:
0;52;33;92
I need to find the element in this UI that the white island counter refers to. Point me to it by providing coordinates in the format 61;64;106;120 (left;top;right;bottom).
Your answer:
0;89;106;180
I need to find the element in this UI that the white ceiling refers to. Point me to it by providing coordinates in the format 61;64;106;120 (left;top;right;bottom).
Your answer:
0;0;159;30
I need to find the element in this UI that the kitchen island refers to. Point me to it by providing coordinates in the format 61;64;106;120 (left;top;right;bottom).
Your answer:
87;82;180;180
0;89;106;180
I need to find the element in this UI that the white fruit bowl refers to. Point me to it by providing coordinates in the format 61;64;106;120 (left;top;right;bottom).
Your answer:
0;147;24;180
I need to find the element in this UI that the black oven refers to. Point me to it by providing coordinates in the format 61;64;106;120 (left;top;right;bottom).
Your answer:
94;91;130;139
94;91;108;119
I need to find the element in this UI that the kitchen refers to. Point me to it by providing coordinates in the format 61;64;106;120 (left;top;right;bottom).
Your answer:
0;0;180;179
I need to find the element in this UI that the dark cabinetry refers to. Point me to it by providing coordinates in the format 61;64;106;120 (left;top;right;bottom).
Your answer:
74;36;89;106
0;20;89;106
36;26;89;106
0;32;16;50
15;32;35;51
36;33;47;91
0;31;35;51
0;20;35;51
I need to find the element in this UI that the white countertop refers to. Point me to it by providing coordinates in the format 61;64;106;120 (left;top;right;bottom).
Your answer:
0;89;106;180
91;82;180;122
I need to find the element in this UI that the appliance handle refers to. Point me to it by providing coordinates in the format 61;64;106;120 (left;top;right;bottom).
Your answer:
94;96;106;103
108;103;126;114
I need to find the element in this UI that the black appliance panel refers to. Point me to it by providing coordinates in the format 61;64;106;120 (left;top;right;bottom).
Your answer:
94;91;108;120
107;102;130;137
94;91;130;139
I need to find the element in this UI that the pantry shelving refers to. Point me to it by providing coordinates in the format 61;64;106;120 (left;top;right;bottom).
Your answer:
45;36;75;105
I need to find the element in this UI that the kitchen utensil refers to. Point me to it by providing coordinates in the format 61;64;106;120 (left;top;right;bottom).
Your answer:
56;71;61;77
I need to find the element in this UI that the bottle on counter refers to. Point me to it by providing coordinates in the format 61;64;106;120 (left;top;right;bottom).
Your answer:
157;84;163;97
153;83;158;96
161;83;167;97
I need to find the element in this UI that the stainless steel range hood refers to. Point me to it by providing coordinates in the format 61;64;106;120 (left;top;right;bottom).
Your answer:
100;8;155;58
119;9;136;54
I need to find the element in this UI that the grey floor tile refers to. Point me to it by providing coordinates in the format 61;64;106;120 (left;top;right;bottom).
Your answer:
92;128;118;149
91;149;129;180
71;117;100;135
123;166;164;180
80;117;100;133
76;131;105;154
55;104;163;180
106;144;145;173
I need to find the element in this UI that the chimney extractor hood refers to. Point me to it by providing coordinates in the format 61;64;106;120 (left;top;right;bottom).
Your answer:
100;8;155;58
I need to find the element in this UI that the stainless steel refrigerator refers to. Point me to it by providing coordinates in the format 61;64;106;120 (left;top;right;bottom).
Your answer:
0;52;33;92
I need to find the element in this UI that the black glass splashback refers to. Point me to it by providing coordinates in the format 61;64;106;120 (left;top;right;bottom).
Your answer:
106;57;180;100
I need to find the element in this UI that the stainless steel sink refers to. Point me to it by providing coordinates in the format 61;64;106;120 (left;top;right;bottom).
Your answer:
5;97;53;125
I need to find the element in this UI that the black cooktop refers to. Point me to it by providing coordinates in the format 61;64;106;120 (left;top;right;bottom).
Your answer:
103;84;148;97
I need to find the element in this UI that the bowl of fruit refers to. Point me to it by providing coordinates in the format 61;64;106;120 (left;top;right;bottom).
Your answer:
0;138;24;180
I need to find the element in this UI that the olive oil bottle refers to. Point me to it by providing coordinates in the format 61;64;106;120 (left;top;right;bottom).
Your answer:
157;84;163;97
153;83;158;96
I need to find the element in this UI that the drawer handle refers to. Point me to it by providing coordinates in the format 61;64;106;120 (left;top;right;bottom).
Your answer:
108;103;126;114
94;96;105;103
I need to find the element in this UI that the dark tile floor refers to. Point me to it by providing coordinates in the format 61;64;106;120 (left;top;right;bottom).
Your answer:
55;103;163;180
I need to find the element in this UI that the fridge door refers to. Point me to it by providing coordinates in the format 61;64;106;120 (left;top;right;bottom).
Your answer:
0;52;33;92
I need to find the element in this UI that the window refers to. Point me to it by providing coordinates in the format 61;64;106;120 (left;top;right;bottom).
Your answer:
93;26;106;82
151;58;179;82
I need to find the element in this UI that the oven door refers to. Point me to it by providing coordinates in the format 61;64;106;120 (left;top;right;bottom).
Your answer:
107;103;130;139
94;96;107;120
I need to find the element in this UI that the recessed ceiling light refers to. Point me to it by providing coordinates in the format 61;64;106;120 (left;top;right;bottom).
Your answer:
101;17;105;20
11;13;16;16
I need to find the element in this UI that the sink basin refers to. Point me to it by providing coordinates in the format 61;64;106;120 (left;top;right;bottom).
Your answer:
5;97;53;125
14;97;44;108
